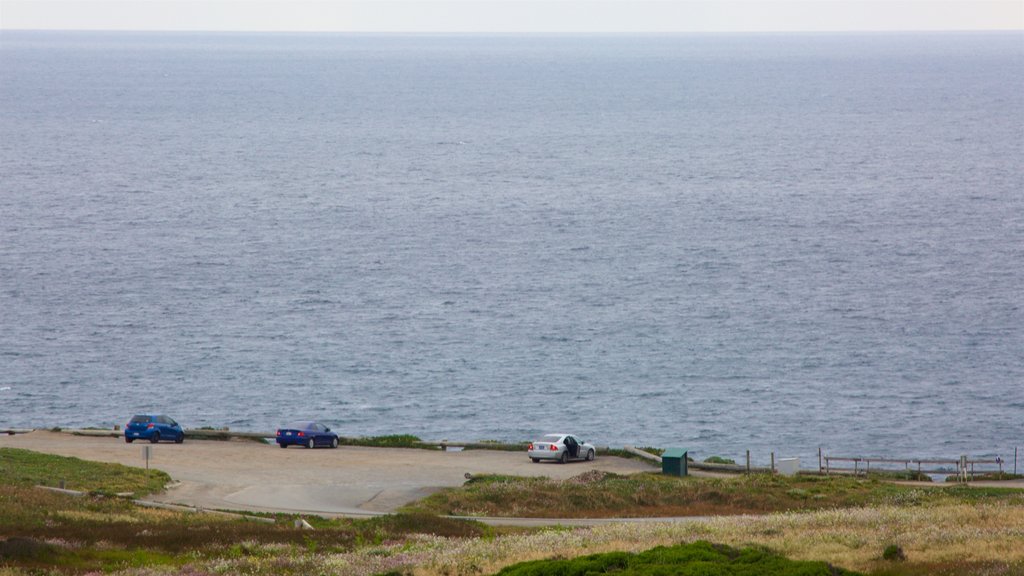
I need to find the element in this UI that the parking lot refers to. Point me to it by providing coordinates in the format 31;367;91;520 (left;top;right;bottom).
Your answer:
1;431;653;516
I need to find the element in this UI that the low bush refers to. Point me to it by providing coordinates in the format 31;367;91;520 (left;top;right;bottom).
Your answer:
882;544;906;561
494;540;861;575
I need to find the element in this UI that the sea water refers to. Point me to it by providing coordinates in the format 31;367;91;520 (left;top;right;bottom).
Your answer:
1;32;1022;464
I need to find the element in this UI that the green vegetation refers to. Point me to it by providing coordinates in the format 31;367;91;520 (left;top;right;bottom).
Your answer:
944;472;1024;482
404;471;1024;518
882;545;906;562
0;448;169;496
495;541;861;575
704;455;737;464
337;434;428;448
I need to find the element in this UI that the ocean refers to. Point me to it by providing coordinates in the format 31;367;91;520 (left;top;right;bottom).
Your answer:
1;31;1022;465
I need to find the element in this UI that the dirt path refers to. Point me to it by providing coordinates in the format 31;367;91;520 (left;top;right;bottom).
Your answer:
1;431;655;516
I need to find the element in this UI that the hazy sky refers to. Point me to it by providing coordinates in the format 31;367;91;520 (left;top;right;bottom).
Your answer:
2;0;1022;32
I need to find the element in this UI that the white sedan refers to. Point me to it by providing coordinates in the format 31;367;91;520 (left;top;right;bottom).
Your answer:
527;433;596;464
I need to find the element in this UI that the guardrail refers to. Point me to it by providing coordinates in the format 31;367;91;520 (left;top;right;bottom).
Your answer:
822;454;1008;480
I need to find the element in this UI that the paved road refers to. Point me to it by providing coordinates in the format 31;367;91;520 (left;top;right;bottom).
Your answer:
1;431;656;517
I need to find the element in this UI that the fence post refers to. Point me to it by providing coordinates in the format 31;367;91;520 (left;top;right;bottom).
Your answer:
771;452;775;474
746;450;750;474
818;447;822;473
1015;447;1018;475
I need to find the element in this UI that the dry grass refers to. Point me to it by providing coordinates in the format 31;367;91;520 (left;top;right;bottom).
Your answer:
389;503;1024;576
2;495;1023;575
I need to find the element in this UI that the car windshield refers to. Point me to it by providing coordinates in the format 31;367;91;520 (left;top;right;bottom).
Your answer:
284;422;312;430
130;415;151;423
538;435;563;442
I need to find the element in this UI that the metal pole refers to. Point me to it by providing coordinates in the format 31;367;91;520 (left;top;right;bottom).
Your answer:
771;452;775;474
1015;447;1018;475
746;450;750;474
818;447;822;472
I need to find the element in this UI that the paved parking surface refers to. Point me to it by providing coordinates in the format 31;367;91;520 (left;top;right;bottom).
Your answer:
2;431;654;516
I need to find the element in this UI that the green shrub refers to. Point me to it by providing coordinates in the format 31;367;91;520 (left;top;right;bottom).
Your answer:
882;544;906;561
494;541;862;575
337;434;423;448
0;537;57;561
704;456;737;465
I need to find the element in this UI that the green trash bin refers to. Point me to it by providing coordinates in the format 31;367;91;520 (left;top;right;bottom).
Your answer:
662;448;688;476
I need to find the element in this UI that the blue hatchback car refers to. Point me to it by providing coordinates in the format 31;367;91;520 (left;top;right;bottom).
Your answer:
125;414;184;444
276;421;339;449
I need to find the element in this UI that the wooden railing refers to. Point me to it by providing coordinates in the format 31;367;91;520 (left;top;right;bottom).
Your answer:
821;453;1008;480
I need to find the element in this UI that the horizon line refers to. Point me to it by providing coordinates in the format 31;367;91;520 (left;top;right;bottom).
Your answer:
4;27;1023;34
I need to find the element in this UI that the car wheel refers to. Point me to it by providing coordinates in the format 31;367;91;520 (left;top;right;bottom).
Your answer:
150;432;160;444
307;438;315;449
560;451;569;464
587;449;595;461
331;437;338;449
531;458;540;463
175;433;184;444
279;443;288;449
125;438;133;444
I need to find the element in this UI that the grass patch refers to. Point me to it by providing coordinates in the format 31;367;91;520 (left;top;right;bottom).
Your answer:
0;448;169;496
403;471;1024;518
495;540;861;575
944;472;1024;482
337;434;427;449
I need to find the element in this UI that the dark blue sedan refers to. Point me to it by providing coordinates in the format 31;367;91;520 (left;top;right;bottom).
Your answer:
276;421;339;449
125;414;184;444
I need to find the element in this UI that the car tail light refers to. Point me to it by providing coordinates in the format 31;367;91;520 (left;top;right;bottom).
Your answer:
528;443;533;450
276;430;281;436
147;423;154;429
298;432;305;437
550;444;557;451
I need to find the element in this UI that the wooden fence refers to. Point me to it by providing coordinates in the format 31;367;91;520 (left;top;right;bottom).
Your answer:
821;450;1009;481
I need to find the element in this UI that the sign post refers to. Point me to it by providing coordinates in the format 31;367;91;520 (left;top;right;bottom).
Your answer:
142;445;151;470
